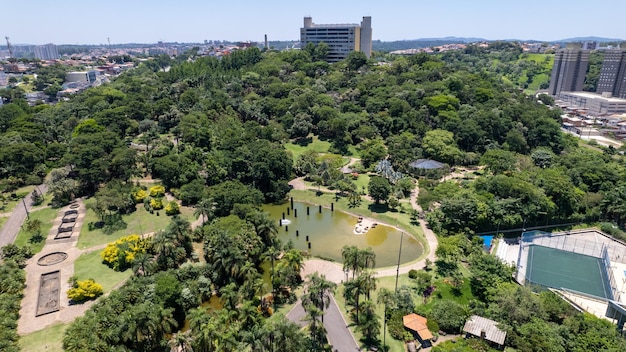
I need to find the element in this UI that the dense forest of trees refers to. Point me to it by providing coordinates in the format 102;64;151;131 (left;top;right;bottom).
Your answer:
1;42;626;351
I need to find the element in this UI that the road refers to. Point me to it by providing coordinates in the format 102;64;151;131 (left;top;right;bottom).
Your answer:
287;294;360;351
0;184;48;249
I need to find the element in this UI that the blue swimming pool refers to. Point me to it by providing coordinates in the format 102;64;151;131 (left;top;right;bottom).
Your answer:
480;235;494;248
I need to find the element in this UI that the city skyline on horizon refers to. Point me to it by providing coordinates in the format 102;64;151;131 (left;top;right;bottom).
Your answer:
2;0;625;45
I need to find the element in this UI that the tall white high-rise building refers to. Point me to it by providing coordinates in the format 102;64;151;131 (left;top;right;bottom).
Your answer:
300;16;372;63
34;43;59;60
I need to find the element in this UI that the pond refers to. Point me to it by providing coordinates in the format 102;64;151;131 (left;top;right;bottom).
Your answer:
263;201;423;268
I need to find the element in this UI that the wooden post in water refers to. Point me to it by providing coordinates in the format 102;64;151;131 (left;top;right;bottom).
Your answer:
306;235;309;241
308;242;311;249
331;203;334;211
282;212;285;219
296;230;299;237
285;225;288;232
290;197;294;209
294;209;297;217
307;207;310;215
287;207;290;216
318;205;322;213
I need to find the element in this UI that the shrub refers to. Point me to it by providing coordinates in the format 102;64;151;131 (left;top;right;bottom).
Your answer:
101;234;148;271
149;185;165;198
150;197;164;210
388;311;408;341
408;269;419;279
165;201;180;216
67;279;103;302
132;189;147;203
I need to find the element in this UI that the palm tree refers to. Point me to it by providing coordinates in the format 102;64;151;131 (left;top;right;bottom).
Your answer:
132;252;155;276
303;273;337;323
341;245;360;279
343;278;363;323
168;330;194;352
194;197;216;225
219;283;240;312
241;324;270;352
357;300;381;346
248;210;278;246
360;271;378;300
167;215;191;244
303;304;325;349
189;308;219;352
361;247;376;270
262;245;281;301
281;249;304;273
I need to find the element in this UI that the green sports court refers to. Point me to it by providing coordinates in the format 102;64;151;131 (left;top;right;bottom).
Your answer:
525;245;613;299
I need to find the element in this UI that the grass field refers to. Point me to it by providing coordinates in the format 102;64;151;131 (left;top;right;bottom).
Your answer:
284;136;331;160
73;250;133;292
13;207;58;254
0;185;38;214
77;200;193;249
19;323;67;352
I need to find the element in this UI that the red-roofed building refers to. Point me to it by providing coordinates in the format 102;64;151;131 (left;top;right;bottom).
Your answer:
403;313;433;347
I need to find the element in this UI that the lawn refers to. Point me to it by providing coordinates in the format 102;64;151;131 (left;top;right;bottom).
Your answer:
284;135;331;160
19;322;67;352
14;207;58;254
351;173;370;193
77;199;194;249
0;185;38;214
73;250;132;292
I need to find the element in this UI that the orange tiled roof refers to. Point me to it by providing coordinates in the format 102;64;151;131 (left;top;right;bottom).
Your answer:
403;313;434;341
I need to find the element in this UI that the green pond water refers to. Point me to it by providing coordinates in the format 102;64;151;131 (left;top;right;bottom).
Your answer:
263;201;423;268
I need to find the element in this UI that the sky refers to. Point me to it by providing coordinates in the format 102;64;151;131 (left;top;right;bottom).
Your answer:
2;0;625;45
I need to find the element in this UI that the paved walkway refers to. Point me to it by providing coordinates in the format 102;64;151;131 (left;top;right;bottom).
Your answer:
286;295;360;351
0;184;48;249
18;199;94;335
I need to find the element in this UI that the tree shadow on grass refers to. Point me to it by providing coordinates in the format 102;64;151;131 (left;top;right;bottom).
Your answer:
293;137;313;146
102;213;127;235
367;203;389;214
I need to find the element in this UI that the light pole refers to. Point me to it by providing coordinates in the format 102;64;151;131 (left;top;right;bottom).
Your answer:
395;232;404;293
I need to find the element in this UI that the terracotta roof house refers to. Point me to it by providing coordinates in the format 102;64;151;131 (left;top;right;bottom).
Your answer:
463;315;507;349
403;313;433;347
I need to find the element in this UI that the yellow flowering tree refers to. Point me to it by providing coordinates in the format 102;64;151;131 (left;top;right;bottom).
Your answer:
165;201;180;216
132;189;147;203
67;279;103;302
149;185;165;198
100;234;148;271
150;197;164;210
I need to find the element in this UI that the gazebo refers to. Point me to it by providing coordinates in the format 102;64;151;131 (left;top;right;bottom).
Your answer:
403;313;433;347
409;159;447;170
408;159;448;178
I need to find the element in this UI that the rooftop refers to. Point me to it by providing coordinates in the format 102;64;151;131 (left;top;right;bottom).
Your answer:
561;91;626;103
408;159;447;170
403;313;434;341
463;315;507;345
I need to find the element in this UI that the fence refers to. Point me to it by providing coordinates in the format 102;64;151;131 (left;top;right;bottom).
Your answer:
603;246;620;302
